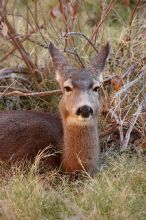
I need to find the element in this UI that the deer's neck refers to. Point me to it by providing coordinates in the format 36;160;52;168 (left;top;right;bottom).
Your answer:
61;119;100;175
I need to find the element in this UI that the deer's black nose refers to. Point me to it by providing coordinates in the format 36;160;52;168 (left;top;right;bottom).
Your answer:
76;105;93;118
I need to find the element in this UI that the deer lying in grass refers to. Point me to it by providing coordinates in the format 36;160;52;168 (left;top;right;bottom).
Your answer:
0;43;109;175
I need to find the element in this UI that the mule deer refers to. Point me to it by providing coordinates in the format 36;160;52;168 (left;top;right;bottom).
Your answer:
0;42;109;175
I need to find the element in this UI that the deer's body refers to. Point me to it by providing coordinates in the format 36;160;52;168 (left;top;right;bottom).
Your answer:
0;43;109;175
0;111;63;167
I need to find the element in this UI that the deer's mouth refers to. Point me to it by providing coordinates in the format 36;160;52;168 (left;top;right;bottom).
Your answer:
77;115;92;122
66;114;93;126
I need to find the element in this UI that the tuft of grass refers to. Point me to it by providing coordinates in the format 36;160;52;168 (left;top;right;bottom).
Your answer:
0;154;146;220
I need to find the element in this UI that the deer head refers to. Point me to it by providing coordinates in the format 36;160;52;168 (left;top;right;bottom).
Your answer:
49;42;110;125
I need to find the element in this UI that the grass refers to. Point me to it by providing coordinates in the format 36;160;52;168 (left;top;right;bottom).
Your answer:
0;154;146;220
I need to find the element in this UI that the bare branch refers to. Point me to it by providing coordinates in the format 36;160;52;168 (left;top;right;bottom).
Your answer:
109;109;124;145
0;3;41;81
102;63;138;86
0;27;44;63
121;100;144;152
0;89;62;98
114;67;146;98
0;67;28;75
91;0;116;44
121;63;138;79
129;0;141;26
0;86;31;93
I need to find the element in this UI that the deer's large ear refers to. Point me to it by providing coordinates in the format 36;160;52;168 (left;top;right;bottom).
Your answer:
49;43;74;89
88;43;110;82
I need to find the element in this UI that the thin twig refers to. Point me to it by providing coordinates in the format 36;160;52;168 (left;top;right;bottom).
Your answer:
62;32;98;53
0;80;17;98
120;100;144;152
0;89;62;98
109;109;124;146
0;67;29;75
23;0;47;44
129;0;141;26
121;63;138;79
0;86;31;93
91;0;116;44
0;74;30;84
4;17;40;81
65;49;85;68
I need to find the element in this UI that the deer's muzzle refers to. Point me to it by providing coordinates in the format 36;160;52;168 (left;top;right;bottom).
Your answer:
76;105;93;118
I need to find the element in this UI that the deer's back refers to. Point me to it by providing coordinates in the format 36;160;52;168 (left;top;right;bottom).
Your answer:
0;111;63;166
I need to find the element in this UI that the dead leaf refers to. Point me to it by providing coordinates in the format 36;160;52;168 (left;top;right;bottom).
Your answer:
142;140;146;149
122;0;130;6
111;77;123;91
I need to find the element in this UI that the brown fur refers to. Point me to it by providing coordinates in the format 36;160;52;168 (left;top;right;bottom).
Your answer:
0;111;63;168
62;124;99;174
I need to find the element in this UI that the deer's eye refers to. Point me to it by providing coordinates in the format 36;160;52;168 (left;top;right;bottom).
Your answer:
93;86;100;92
64;86;72;92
